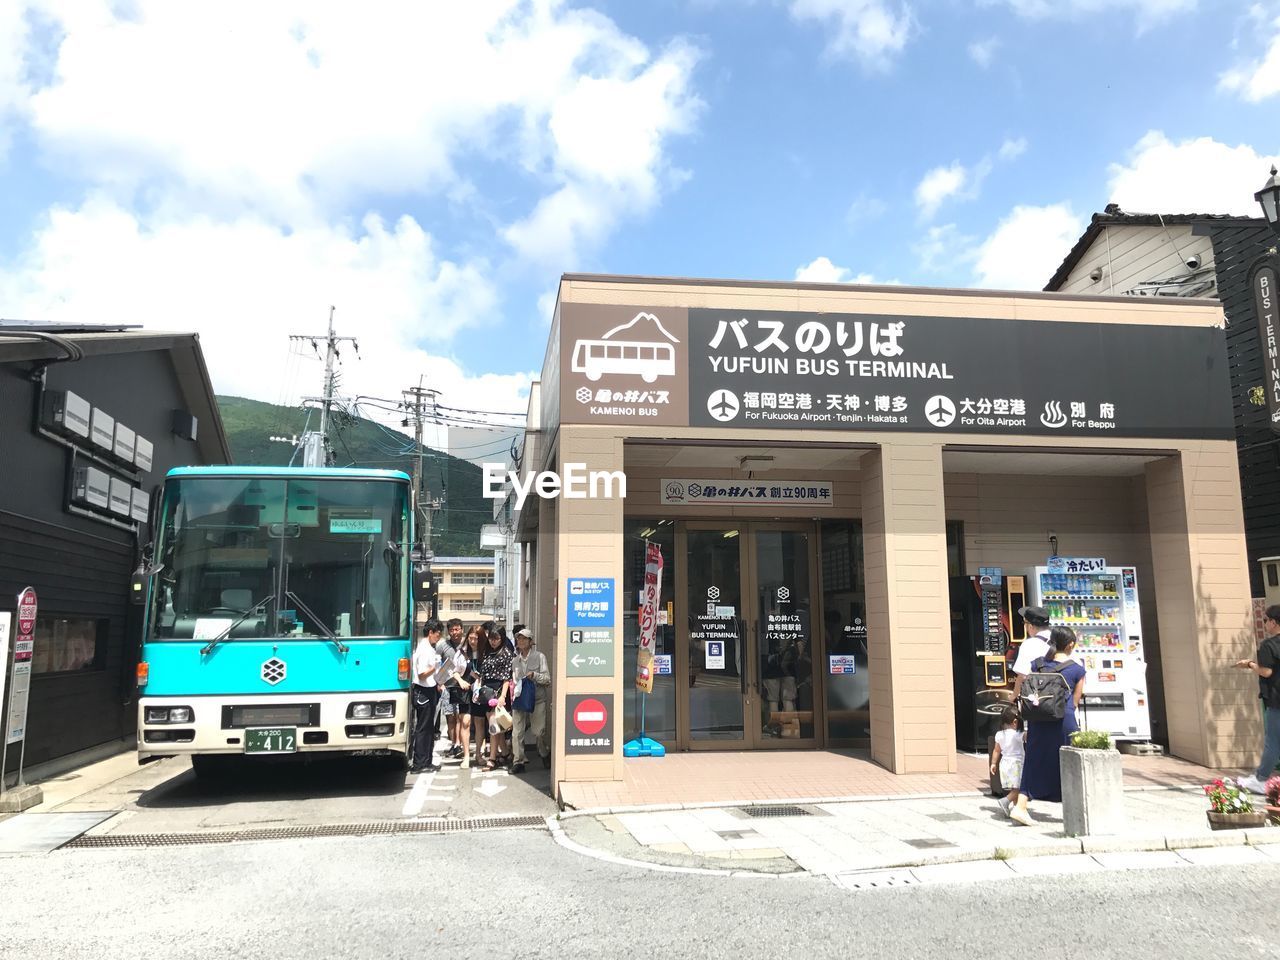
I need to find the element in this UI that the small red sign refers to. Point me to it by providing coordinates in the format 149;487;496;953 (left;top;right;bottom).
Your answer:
572;697;608;736
14;586;36;661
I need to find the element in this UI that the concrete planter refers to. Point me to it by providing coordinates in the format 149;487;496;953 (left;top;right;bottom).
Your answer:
1060;746;1125;837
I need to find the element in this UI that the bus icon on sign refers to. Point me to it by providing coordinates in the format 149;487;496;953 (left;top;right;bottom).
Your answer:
571;311;679;383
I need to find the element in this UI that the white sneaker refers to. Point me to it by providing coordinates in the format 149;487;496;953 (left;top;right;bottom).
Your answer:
998;797;1011;816
1237;775;1267;795
1009;806;1033;826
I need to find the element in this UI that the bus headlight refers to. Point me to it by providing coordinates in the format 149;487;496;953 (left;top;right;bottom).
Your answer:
373;702;394;718
350;703;373;719
145;706;194;724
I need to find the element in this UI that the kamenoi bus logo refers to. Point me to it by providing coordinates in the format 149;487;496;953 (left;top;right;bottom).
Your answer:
483;463;627;509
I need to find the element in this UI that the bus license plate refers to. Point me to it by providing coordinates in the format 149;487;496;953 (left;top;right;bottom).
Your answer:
245;727;297;754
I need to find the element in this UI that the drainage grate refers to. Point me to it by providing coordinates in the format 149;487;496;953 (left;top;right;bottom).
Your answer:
832;869;919;891
904;837;955;850
62;815;546;849
927;813;972;823
741;805;812;818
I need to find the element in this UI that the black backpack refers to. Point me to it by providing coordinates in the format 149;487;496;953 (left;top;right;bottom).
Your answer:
1019;658;1072;722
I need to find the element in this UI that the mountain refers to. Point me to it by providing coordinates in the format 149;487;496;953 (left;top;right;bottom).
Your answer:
215;395;490;556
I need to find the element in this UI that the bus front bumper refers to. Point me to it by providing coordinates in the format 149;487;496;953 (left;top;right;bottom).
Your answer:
137;691;410;759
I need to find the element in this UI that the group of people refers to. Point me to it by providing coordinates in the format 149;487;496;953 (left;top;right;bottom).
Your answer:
410;618;551;775
989;604;1087;826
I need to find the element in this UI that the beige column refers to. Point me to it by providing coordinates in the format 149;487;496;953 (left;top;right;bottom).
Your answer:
863;441;956;774
1144;444;1256;768
551;428;626;793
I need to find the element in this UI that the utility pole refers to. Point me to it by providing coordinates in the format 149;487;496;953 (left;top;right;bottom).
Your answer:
403;379;440;620
402;379;440;547
290;306;359;467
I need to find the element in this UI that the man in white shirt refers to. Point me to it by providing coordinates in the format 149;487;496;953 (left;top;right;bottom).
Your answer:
1011;605;1053;700
411;620;443;773
511;627;551;774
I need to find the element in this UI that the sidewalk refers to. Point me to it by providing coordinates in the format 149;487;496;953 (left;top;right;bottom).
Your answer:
556;768;1280;879
558;749;1216;811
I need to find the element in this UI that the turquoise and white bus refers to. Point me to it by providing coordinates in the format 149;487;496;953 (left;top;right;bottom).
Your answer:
135;467;414;776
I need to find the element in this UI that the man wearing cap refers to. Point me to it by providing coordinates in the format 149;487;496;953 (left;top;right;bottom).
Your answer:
1011;606;1053;700
511;627;551;774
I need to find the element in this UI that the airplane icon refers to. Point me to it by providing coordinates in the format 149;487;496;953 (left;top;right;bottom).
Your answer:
925;395;956;427
707;390;740;422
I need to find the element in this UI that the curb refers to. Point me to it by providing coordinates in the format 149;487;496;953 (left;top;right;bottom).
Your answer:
556;783;1206;820
551;810;1280;881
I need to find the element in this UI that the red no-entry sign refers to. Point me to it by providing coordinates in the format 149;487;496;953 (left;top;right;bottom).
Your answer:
565;693;613;755
573;698;608;735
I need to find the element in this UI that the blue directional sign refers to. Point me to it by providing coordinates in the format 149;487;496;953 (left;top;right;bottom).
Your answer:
566;577;615;628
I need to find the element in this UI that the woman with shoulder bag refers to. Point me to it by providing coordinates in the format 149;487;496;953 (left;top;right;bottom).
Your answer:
511;627;551;773
451;629;480;768
477;620;514;770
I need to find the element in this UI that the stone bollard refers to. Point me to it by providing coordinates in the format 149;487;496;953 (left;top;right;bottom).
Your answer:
1060;747;1125;837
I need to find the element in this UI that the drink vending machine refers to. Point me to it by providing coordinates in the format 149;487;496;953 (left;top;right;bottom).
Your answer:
1027;563;1151;741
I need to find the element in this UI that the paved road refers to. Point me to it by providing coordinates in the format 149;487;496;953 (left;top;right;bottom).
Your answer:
38;743;556;835
1;828;1275;959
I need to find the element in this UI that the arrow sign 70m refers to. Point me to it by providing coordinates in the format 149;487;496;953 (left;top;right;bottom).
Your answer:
566;626;615;677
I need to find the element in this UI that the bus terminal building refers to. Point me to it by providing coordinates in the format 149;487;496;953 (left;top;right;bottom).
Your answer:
514;274;1260;803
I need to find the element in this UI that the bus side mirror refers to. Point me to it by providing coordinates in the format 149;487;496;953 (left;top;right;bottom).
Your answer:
130;559;163;605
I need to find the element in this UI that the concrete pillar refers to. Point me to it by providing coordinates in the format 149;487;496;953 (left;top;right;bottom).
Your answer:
862;442;956;774
1144;445;1256;768
551;428;626;794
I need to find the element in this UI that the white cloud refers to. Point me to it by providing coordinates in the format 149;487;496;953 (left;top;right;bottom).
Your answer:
968;37;1000;68
1106;131;1279;215
788;0;914;69
1220;16;1280;101
0;1;36;158
973;203;1085;290
914;223;978;274
983;0;1197;21
915;136;1028;220
845;193;888;226
19;1;701;253
915;164;969;219
794;256;874;283
998;137;1028;161
0;197;532;415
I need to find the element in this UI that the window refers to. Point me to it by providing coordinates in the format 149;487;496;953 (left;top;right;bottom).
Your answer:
452;572;494;585
32;616;106;674
450;599;484;612
590;344;605;358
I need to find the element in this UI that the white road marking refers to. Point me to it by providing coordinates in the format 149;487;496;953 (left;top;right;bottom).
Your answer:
401;769;436;817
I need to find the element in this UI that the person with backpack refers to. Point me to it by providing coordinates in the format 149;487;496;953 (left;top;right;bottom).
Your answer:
1009;626;1085;825
1010;605;1053;700
1233;604;1280;794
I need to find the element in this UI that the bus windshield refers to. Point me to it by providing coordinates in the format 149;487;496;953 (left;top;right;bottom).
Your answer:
148;476;410;642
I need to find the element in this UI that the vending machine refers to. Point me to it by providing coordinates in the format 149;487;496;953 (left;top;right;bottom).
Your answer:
1027;562;1151;741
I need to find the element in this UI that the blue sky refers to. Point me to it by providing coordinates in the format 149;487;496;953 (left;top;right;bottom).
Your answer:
0;0;1277;442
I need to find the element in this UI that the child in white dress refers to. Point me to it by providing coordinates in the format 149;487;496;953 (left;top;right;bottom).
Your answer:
989;707;1029;824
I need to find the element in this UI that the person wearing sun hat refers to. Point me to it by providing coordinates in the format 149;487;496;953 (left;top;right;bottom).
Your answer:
1011;605;1053;701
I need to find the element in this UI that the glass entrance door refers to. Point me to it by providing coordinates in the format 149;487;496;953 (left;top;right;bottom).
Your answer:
753;526;817;745
679;521;818;749
685;525;747;744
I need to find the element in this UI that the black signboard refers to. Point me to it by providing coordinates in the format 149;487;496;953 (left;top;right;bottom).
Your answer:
686;308;1234;439
1251;257;1280;436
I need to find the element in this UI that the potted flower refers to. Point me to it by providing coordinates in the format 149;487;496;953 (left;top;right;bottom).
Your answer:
1060;730;1125;837
1266;775;1280;825
1204;779;1267;830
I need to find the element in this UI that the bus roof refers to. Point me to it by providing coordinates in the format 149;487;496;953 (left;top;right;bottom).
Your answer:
165;466;411;482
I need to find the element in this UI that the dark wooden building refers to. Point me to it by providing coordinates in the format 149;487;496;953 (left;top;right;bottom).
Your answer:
1046;208;1279;597
0;324;228;778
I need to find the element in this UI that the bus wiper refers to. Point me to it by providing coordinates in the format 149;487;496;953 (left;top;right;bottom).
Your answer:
285;590;349;654
200;595;274;656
